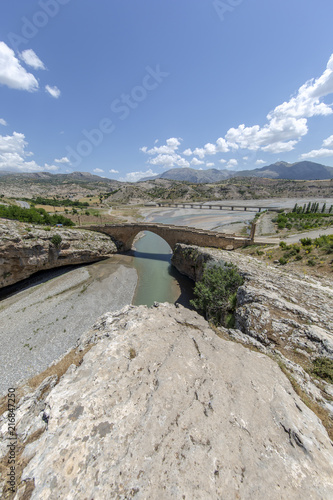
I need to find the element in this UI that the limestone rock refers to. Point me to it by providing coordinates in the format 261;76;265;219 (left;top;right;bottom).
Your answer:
1;304;333;499
0;219;117;288
172;243;333;415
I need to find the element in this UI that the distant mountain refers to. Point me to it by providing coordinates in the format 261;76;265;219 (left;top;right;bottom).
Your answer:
0;171;120;184
237;161;333;180
144;161;333;183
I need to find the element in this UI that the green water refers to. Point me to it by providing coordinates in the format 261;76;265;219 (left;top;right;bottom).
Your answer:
131;231;194;307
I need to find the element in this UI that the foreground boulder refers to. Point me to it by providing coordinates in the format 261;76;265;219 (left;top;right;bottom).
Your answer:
1;304;333;499
0;219;116;288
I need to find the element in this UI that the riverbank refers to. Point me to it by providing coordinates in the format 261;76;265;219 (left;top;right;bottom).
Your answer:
0;256;137;395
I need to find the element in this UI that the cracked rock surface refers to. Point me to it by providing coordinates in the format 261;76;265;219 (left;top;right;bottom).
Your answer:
2;303;333;499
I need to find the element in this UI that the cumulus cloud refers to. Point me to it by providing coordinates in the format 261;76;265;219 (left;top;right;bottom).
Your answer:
20;49;46;70
55;156;70;164
0;118;7;126
148;152;190;169
119;169;158;182
45;85;61;98
43;163;59;172
0;131;58;172
109;169;119;174
300;134;333;160
206;162;215;167
93;168;104;173
255;159;266;165
140;54;333;166
300;148;333;160
269;54;333;120
142;137;182;156
323;135;333;148
0;42;39;92
191;158;204;166
226;159;238;169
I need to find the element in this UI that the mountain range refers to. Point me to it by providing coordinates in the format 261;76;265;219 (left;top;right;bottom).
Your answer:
144;161;333;183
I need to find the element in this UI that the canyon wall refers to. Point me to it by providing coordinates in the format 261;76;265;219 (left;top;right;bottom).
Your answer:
0;219;117;289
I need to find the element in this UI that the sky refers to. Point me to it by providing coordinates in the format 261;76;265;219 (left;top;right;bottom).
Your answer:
0;0;333;182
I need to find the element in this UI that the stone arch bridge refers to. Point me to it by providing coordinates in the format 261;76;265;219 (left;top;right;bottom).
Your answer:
81;223;255;252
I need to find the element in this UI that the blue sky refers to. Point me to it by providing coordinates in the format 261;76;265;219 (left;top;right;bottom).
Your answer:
0;0;333;182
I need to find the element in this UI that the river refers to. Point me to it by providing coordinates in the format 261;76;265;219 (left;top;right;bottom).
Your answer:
131;231;194;307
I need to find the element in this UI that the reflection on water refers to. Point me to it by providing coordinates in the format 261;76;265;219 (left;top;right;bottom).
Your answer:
131;231;194;308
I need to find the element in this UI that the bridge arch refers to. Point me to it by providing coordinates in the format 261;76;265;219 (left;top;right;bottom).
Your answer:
80;223;254;252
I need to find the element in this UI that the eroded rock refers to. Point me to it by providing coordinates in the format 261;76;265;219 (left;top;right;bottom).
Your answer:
0;219;117;288
1;304;333;499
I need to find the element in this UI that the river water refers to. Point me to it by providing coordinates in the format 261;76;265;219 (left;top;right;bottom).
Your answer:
131;231;194;308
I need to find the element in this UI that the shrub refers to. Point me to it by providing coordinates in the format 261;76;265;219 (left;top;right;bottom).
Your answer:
51;234;62;247
307;259;316;267
295;254;303;261
278;257;288;265
190;263;244;326
300;237;312;246
312;357;333;383
279;241;287;250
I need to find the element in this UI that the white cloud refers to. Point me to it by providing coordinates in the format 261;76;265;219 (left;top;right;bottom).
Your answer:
165;54;333;160
20;49;46;70
148;152;190;169
183;148;193;156
143;137;181;156
43;163;59;171
55;156;70;164
262;140;298;153
119;169;158;182
0;118;7;126
255;159;266;165
0;42;38;92
269;54;333;120
191;158;204;166
45;85;61;99
109;169;119;174
0;131;57;172
206;162;215;167
93;168;104;173
300;148;333;160
216;137;229;152
226;159;238;169
300;134;333;160
323;135;333;148
219;159;227;164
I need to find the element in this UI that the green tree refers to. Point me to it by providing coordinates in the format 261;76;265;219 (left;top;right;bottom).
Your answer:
190;263;244;326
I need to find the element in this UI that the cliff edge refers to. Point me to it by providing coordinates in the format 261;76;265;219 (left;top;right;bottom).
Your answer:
0;219;117;289
1;303;333;499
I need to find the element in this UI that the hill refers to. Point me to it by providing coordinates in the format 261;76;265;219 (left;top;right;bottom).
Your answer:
147;161;333;183
238;161;333;180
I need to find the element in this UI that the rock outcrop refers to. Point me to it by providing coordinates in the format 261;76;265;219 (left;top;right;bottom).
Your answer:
172;244;333;417
0;219;117;288
1;303;333;499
